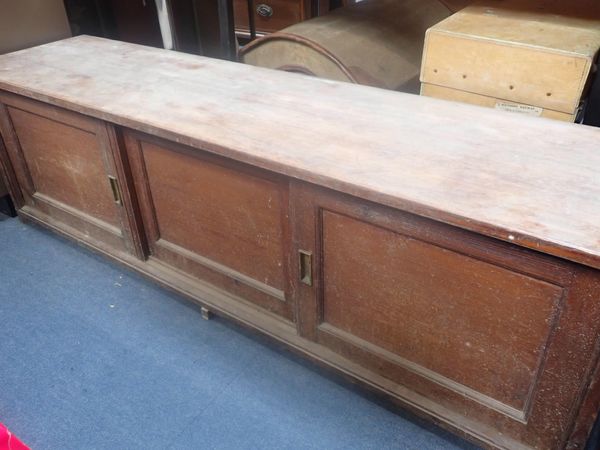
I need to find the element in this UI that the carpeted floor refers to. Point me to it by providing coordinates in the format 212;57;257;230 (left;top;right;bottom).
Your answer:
0;215;479;450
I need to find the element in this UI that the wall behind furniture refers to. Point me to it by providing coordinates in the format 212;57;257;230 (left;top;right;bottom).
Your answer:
0;0;71;54
0;0;70;209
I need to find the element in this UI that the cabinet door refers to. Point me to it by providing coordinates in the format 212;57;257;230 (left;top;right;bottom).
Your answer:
291;181;600;450
123;130;294;321
0;93;142;258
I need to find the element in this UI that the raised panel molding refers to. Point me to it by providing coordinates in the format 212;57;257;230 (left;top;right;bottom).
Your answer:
319;209;565;420
123;130;294;320
0;93;138;257
33;192;123;237
6;105;121;227
156;238;286;301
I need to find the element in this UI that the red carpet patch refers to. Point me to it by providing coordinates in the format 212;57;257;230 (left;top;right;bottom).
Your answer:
0;423;29;450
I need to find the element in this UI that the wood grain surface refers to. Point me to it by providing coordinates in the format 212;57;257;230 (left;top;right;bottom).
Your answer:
0;92;142;257
421;1;600;115
122;130;295;320
0;36;599;269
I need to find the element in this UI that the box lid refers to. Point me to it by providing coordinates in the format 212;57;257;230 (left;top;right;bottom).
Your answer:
421;0;600;114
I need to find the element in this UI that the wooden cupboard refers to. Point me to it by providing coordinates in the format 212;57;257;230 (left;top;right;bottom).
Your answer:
1;37;600;450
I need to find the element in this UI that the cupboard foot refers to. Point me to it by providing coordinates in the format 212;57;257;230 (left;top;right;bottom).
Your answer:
201;306;213;321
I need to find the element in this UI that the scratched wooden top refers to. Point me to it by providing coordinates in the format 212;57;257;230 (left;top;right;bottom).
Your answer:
1;36;600;269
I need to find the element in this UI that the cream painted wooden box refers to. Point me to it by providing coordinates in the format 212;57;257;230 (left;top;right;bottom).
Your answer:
420;0;600;122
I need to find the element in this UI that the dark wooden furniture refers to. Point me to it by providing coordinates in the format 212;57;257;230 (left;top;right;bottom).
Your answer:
64;0;238;60
233;0;311;37
0;138;15;217
1;36;600;450
64;0;163;48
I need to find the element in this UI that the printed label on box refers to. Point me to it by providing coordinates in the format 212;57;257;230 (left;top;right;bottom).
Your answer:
495;101;543;117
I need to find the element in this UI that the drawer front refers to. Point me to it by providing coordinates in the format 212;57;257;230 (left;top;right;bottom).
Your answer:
0;93;141;257
234;0;305;34
123;130;294;321
291;181;600;450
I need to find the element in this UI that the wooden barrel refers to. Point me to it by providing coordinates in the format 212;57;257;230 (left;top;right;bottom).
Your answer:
239;0;454;92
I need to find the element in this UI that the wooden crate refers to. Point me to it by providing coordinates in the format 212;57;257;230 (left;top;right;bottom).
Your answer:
420;0;600;121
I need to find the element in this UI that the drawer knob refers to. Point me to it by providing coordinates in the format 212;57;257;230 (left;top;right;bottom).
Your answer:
256;3;273;17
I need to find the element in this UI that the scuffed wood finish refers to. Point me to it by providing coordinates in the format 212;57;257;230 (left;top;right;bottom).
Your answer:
291;181;600;449
321;209;563;414
0;92;142;258
0;37;599;270
1;37;600;450
123;130;294;320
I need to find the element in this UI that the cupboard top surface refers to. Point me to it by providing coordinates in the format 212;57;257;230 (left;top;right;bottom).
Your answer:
1;36;600;269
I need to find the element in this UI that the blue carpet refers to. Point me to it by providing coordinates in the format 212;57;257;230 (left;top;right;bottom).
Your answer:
0;215;478;450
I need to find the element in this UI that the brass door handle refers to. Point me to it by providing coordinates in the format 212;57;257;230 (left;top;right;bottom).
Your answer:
299;250;312;286
108;175;123;206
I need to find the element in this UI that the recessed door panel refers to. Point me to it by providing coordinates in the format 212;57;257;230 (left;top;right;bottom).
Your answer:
8;106;121;228
0;93;139;256
290;181;600;450
321;209;563;414
124;131;292;320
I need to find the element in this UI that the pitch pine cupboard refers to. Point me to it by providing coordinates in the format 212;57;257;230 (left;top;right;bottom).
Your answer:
1;37;600;450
